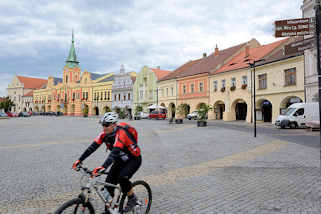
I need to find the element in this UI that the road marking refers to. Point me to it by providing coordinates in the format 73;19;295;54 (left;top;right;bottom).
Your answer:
142;140;288;186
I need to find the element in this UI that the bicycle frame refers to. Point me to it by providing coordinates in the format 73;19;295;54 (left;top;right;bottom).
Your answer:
79;167;123;214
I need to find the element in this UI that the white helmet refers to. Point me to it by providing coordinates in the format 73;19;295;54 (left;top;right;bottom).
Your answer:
100;112;118;125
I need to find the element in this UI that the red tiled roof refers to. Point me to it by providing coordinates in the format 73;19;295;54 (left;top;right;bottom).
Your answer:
17;76;48;89
176;40;254;78
151;68;172;80
255;37;303;66
158;59;202;82
215;38;289;74
23;91;33;97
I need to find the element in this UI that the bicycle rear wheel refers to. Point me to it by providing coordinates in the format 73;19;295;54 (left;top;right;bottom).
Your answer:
119;180;152;214
54;198;95;214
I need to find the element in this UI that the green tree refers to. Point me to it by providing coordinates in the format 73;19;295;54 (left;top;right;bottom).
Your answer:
0;97;15;112
197;104;212;122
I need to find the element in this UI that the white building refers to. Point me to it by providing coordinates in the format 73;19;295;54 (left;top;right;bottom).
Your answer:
301;0;319;102
7;75;47;113
111;65;136;115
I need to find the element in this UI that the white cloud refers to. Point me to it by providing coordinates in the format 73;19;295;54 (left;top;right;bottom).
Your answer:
0;0;303;96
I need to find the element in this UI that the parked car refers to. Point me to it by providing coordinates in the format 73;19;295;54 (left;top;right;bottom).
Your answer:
275;102;319;129
187;111;199;120
149;111;166;120
56;111;63;116
0;112;8;117
18;112;31;117
6;112;17;117
139;112;149;119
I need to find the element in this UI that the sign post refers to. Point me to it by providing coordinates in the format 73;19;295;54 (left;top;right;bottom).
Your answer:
274;3;321;167
314;1;321;166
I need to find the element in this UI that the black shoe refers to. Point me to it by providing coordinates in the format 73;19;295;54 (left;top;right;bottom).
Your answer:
123;194;138;212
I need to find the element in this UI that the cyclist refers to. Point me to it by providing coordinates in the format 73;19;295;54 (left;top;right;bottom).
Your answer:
72;112;142;213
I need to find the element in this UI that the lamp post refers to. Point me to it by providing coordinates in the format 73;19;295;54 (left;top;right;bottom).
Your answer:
249;59;264;138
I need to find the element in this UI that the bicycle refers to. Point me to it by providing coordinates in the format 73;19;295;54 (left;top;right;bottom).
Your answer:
54;164;152;214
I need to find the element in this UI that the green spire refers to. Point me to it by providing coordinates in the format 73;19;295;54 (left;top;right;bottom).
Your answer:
66;30;79;68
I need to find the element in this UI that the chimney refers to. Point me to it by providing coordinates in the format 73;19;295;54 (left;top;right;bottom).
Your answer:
203;53;207;58
245;43;250;58
214;44;219;56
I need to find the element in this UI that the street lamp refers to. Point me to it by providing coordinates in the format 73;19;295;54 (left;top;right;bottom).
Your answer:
249;59;264;138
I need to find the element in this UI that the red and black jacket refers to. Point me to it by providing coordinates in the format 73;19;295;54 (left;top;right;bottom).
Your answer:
78;123;141;169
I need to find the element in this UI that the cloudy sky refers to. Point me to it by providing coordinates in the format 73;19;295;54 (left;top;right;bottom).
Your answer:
0;0;303;96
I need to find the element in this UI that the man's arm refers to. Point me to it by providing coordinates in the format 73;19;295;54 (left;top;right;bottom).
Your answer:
79;141;101;162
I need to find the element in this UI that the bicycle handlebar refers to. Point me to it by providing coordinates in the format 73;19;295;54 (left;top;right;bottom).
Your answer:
76;164;109;177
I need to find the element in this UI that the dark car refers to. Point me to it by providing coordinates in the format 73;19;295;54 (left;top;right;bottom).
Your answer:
149;111;166;120
56;111;63;116
18;112;31;117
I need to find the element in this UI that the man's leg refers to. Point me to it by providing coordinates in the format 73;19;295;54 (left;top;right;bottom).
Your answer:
105;162;122;197
119;156;142;211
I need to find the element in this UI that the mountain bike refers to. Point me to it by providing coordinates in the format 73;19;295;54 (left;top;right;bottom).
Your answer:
54;164;152;214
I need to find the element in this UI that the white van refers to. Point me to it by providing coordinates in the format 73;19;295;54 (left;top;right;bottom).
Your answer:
275;102;319;129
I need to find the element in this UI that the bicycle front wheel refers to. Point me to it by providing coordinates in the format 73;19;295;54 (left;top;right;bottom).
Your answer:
54;198;95;214
119;180;152;214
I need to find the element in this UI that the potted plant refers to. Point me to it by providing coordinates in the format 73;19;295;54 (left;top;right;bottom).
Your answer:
196;104;212;127
134;105;143;120
221;87;225;92
83;105;89;117
175;104;185;124
230;85;236;91
241;84;247;89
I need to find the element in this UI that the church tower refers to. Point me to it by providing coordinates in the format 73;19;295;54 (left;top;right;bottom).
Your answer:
63;30;81;85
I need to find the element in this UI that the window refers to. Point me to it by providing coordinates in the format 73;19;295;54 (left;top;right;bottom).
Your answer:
199;82;204;92
284;68;296;86
149;90;153;99
242;76;248;85
101;92;103;100
171;87;174;96
214;81;218;91
94;93;96;100
118;94;121;101
86;92;88;100
139;90;144;99
66;75;68;83
222;79;226;88
72;93;75;100
128;93;130;100
183;85;186;94
231;77;236;87
108;91;110;100
114;94;117;101
166;88;169;96
124;95;126;101
105;91;107;100
191;84;194;93
258;74;267;89
294;108;304;116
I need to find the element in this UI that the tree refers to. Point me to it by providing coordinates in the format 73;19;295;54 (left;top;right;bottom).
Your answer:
196;104;212;122
0;97;15;112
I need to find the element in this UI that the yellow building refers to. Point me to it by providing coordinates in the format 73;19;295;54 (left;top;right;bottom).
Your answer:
33;32;114;116
209;38;304;123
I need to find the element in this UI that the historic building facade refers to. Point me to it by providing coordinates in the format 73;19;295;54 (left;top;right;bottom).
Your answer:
133;66;171;113
33;32;114;116
111;65;136;115
7;76;47;113
301;0;318;102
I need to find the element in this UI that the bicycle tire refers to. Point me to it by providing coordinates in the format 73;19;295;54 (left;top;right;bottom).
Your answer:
54;198;95;214
119;180;152;214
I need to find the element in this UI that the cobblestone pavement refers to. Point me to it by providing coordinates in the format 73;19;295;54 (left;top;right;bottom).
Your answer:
0;117;319;214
